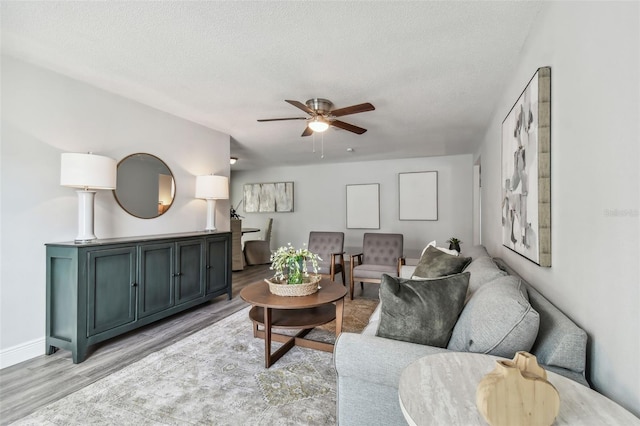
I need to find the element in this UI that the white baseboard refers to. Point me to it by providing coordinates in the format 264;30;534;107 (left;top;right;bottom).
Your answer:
0;337;45;369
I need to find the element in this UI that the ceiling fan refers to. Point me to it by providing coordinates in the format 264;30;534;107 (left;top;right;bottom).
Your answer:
258;98;375;137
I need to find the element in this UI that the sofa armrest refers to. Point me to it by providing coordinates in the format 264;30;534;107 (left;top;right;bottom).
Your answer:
334;333;449;389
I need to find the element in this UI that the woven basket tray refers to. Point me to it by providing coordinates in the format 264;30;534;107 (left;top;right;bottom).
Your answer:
265;275;321;297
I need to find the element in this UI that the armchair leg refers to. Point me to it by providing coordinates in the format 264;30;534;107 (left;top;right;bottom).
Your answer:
349;260;355;300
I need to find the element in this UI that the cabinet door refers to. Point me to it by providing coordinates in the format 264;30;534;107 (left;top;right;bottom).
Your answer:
87;247;137;337
205;235;231;295
139;242;174;318
175;239;205;305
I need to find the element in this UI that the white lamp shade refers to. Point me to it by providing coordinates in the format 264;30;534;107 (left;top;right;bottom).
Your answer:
60;153;117;189
195;175;229;199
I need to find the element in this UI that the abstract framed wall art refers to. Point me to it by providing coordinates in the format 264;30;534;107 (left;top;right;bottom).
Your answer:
398;171;438;221
243;182;294;213
501;67;551;266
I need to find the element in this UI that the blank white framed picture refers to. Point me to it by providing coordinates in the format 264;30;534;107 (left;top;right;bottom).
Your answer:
346;183;380;229
398;171;438;221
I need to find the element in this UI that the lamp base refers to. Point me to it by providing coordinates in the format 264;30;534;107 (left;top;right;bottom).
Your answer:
204;198;217;232
75;190;97;243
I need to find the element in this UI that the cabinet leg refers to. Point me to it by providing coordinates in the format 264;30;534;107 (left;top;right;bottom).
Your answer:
72;345;88;364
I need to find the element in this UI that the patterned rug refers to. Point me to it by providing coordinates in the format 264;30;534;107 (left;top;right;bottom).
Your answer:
13;298;378;425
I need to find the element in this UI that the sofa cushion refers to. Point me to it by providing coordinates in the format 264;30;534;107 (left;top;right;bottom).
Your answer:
413;246;471;279
492;259;588;374
376;273;469;347
462;244;491;259
447;275;540;358
463;256;508;297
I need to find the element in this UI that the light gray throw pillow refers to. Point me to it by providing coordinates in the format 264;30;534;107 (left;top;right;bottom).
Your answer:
463;256;508;297
412;246;471;279
447;275;540;358
376;272;469;348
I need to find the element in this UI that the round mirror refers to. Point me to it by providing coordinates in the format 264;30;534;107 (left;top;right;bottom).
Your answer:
113;153;176;219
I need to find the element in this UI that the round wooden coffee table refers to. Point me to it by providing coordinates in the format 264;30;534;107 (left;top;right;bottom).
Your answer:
240;278;347;368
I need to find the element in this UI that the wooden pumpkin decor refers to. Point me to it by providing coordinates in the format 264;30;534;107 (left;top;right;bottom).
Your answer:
476;351;560;426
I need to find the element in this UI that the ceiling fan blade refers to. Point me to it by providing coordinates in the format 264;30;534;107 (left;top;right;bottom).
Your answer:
301;126;313;137
257;117;307;122
331;102;375;117
285;100;314;115
330;120;367;134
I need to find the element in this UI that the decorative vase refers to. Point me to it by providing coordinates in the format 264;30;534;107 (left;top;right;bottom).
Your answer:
287;256;304;284
476;352;559;426
449;242;461;252
264;275;321;297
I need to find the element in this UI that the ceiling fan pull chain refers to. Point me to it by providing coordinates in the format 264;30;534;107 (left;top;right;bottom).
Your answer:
321;133;324;159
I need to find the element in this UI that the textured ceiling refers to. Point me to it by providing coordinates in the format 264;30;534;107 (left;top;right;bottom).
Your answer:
1;1;544;170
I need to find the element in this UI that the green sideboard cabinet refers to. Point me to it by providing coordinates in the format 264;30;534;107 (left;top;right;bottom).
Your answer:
46;232;231;363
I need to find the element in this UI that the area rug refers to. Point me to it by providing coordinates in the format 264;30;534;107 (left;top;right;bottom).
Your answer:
12;298;378;426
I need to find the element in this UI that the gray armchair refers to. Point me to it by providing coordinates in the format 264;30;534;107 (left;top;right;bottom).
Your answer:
308;231;345;284
350;233;404;300
244;218;273;265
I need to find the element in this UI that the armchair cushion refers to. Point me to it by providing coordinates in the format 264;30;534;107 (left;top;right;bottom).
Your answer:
376;273;470;347
413;245;471;279
308;231;344;275
362;233;403;266
352;264;398;279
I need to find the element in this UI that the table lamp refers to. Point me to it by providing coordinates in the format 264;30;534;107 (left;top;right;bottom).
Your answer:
60;152;117;243
195;175;229;232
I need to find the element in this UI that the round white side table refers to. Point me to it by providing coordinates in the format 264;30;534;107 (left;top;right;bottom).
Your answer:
399;352;639;425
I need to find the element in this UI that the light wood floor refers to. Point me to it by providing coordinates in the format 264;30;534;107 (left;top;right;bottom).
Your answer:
0;265;273;425
0;264;378;424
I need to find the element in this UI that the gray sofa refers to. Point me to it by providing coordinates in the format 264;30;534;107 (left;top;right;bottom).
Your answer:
334;245;588;426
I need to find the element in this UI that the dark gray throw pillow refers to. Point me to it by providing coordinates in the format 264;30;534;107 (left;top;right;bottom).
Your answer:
376;272;470;347
413;245;472;278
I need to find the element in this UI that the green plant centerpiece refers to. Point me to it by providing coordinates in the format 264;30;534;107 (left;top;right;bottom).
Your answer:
446;237;462;252
266;243;323;296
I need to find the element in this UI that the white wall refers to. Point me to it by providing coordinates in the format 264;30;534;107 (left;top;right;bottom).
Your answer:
0;56;230;367
231;154;473;254
477;3;639;415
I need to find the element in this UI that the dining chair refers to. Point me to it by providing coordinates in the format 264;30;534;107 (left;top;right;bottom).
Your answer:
244;218;273;265
307;231;345;284
349;233;404;299
230;219;244;271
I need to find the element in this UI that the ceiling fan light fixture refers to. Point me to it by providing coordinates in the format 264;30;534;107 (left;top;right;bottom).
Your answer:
308;117;329;133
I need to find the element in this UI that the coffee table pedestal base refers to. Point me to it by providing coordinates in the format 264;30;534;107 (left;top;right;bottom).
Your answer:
249;304;341;368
